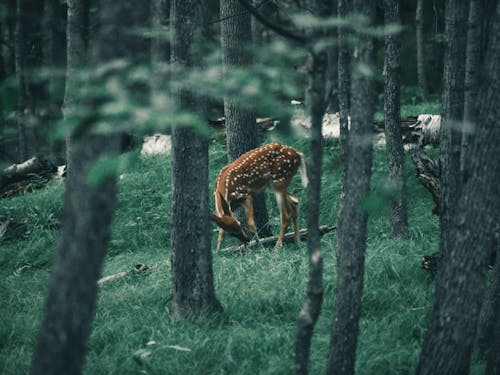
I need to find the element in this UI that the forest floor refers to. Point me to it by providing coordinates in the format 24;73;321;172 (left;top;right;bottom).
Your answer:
0;102;487;374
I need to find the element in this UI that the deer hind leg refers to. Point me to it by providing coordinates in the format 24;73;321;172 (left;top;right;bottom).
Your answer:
274;189;292;249
287;193;300;243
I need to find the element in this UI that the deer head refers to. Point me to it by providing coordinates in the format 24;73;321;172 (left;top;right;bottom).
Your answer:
210;193;250;244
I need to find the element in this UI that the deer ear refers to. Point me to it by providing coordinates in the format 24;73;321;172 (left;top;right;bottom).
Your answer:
219;192;231;215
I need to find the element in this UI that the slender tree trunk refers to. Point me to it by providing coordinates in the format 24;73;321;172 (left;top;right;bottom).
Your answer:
170;0;222;319
337;0;350;196
326;1;375;374
63;0;88;166
416;0;429;101
439;0;467;260
416;5;500;374
461;0;481;176
151;0;169;96
326;0;338;111
221;0;270;236
383;0;408;237
295;2;328;367
15;0;28;161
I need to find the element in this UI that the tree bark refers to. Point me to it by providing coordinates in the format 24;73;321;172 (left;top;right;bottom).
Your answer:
461;0;481;176
63;0;89;166
326;1;375;374
416;0;429;101
30;1;147;373
416;3;500;374
383;0;408;237
170;0;222;319
337;0;350;196
295;3;328;369
221;0;270;236
439;0;467;260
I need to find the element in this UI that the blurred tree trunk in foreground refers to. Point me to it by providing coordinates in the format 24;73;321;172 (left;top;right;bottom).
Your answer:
326;0;375;374
383;0;408;238
416;3;500;374
221;0;270;237
170;0;222;319
30;1;145;373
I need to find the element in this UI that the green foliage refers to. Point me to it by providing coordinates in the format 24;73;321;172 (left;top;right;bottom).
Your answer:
0;133;485;374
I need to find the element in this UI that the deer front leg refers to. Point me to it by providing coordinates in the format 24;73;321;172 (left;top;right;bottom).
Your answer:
242;195;263;247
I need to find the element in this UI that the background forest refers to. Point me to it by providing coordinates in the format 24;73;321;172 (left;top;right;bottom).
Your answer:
1;0;500;375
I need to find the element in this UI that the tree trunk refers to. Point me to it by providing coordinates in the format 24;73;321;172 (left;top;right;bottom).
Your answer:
461;0;481;176
416;0;429;101
337;0;350;197
30;1;148;372
151;0;169;95
295;2;328;369
170;0;222;319
15;0;28;161
383;0;408;237
63;0;89;166
221;0;270;236
485;244;500;375
326;1;375;374
439;0;467;260
416;3;500;374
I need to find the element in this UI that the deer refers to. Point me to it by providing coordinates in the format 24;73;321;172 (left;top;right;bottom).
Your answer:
211;143;308;251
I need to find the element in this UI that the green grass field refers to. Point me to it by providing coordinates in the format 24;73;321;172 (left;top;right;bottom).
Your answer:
0;104;486;374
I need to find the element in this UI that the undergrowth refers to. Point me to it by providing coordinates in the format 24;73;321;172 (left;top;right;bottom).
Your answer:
2;102;484;375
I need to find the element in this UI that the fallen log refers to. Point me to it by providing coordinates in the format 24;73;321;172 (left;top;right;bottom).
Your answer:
0;157;59;199
219;225;336;254
97;263;150;284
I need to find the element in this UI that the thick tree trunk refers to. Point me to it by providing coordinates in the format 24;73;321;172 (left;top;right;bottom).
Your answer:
221;0;270;236
326;1;375;374
30;1;148;373
170;0;222;319
383;0;408;237
30;135;121;375
416;4;500;374
416;0;429;101
461;0;481;176
337;0;350;196
439;0;467;259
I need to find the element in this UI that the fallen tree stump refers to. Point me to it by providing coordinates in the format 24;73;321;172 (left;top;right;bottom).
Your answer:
219;225;336;254
411;147;440;215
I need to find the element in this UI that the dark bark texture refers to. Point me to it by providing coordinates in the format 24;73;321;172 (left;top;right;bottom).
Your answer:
416;0;429;100
439;0;467;259
337;0;350;194
30;1;148;373
461;0;481;176
30;135;121;375
326;1;375;374
170;0;221;319
383;0;408;237
221;0;270;236
416;3;500;374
